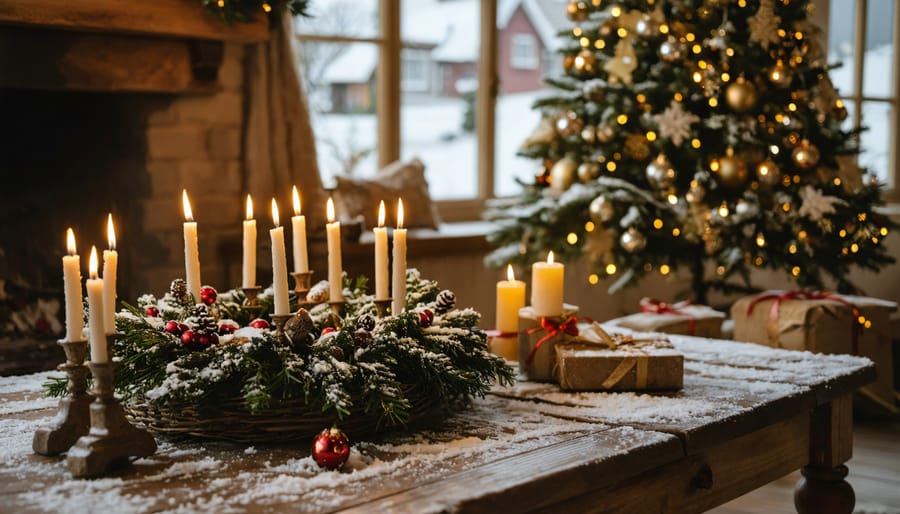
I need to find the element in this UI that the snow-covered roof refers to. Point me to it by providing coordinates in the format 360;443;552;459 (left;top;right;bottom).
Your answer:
321;43;377;84
499;0;569;52
426;2;480;63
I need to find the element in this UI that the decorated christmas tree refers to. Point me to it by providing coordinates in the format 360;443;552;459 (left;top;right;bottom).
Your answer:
486;0;894;302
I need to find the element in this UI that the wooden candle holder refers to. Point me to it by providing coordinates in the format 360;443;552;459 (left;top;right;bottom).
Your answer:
33;339;94;456
270;313;292;342
291;270;314;296
329;300;346;327
241;286;262;318
67;361;156;478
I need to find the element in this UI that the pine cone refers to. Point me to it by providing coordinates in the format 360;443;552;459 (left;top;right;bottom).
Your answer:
169;279;189;306
435;290;456;313
187;304;218;336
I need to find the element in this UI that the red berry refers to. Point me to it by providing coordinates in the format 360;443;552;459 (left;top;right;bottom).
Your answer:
218;322;238;334
206;333;219;346
165;321;181;335
312;427;350;470
180;330;195;345
197;335;210;347
200;286;217;305
418;309;434;327
146;306;160;317
321;327;336;336
179;323;190;333
249;318;270;329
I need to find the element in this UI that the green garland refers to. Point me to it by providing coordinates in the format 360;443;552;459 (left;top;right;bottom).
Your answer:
200;0;310;24
47;270;514;429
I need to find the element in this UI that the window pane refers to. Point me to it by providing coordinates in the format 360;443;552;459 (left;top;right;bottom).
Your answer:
294;0;378;39
298;40;379;187
827;0;856;94
400;0;479;200
863;0;894;98
859;101;892;186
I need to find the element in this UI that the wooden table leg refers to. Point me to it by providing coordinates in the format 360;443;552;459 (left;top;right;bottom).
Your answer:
794;394;855;514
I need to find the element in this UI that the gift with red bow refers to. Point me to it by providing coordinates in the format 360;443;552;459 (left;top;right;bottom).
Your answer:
517;304;580;381
731;290;897;412
606;298;726;338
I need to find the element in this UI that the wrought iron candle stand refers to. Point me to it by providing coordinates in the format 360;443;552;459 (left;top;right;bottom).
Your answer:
33;339;93;456
67;336;157;478
374;298;392;318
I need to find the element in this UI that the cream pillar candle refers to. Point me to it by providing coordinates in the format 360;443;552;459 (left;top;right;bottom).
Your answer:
291;186;309;274
493;264;526;360
102;214;118;335
86;246;108;363
374;200;389;300
325;197;344;302
242;195;257;288
531;251;565;317
62;228;84;342
391;199;407;315
270;199;290;315
182;190;201;302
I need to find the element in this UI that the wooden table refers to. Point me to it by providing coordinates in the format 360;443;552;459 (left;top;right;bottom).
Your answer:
0;334;874;513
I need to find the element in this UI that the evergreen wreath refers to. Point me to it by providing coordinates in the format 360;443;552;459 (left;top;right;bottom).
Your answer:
46;270;514;432
200;0;311;24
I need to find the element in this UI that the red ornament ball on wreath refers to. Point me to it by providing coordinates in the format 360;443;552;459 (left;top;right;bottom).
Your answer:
199;286;218;306
418;309;434;328
312;427;350;470
321;327;336;336
146;306;160;317
197;333;218;347
218;322;239;335
165;320;181;335
180;329;195;345
249;318;270;330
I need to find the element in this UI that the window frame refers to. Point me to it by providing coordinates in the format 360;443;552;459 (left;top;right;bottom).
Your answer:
510;32;539;70
816;0;900;202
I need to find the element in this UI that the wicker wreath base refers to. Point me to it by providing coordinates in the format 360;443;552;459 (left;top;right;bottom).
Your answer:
124;387;441;444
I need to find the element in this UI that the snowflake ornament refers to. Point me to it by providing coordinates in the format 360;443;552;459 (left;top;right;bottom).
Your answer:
653;101;700;147
604;40;637;85
747;0;781;50
798;185;845;222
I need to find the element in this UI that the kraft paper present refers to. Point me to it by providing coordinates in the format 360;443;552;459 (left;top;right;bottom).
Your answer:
555;335;683;391
608;304;725;338
518;304;579;382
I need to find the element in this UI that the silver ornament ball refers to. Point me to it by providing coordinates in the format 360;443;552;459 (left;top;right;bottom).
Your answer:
645;154;676;188
589;196;615;223
619;227;647;253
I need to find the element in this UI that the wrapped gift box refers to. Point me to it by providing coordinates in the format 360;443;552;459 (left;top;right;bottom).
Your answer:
731;291;897;411
608;301;725;338
555;335;684;392
518;304;579;382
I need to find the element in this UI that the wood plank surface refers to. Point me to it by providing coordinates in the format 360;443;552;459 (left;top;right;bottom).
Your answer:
0;0;268;42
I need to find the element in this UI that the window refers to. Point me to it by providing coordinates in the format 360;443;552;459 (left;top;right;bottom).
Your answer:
510;33;539;70
820;0;900;199
401;48;430;93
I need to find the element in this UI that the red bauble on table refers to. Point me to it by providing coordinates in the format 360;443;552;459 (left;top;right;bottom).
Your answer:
312;427;350;470
249;318;270;329
146;306;160;317
199;286;217;305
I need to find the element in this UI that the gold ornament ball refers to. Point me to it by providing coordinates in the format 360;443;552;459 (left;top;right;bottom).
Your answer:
563;55;575;73
756;159;781;185
566;1;588;22
619;227;647;253
580;125;597;144
550;157;578;192
725;77;759;113
555;111;583;137
645;153;676;188
578;162;601;182
596;125;616;143
589;195;615;223
574;48;596;74
624;134;650;160
717;154;749;188
792;140;820;170
768;61;792;88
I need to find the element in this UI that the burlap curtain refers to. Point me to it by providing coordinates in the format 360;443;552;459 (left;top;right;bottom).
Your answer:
242;10;326;228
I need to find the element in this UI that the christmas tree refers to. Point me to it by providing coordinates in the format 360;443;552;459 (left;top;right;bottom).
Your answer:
486;0;895;302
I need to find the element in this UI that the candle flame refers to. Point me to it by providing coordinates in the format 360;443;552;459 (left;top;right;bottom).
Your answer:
66;228;76;255
377;200;386;228
397;198;404;229
89;246;99;279
327;197;336;223
271;198;280;227
182;190;194;222
547;251;555;264
292;186;302;216
507;264;516;281
245;194;254;220
105;214;117;250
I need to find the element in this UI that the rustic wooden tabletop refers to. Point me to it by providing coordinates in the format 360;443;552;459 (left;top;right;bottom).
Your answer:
0;334;875;514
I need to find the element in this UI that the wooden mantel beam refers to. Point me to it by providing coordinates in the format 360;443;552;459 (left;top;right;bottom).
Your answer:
0;0;269;42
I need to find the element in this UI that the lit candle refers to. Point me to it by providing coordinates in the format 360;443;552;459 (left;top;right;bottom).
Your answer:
391;199;407;315
291;186;309;274
531;251;564;317
242;195;257;288
374;200;389;300
182;190;201;302
270;199;290;315
493;264;526;360
326;197;344;302
102;214;118;335
86;246;108;363
62;228;84;342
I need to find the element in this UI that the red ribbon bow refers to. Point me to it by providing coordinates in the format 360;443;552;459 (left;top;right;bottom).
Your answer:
747;291;864;354
524;316;580;367
639;297;696;335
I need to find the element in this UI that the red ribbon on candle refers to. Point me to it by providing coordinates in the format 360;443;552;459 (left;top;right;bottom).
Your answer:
747;291;865;354
639;297;696;335
524;316;580;367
